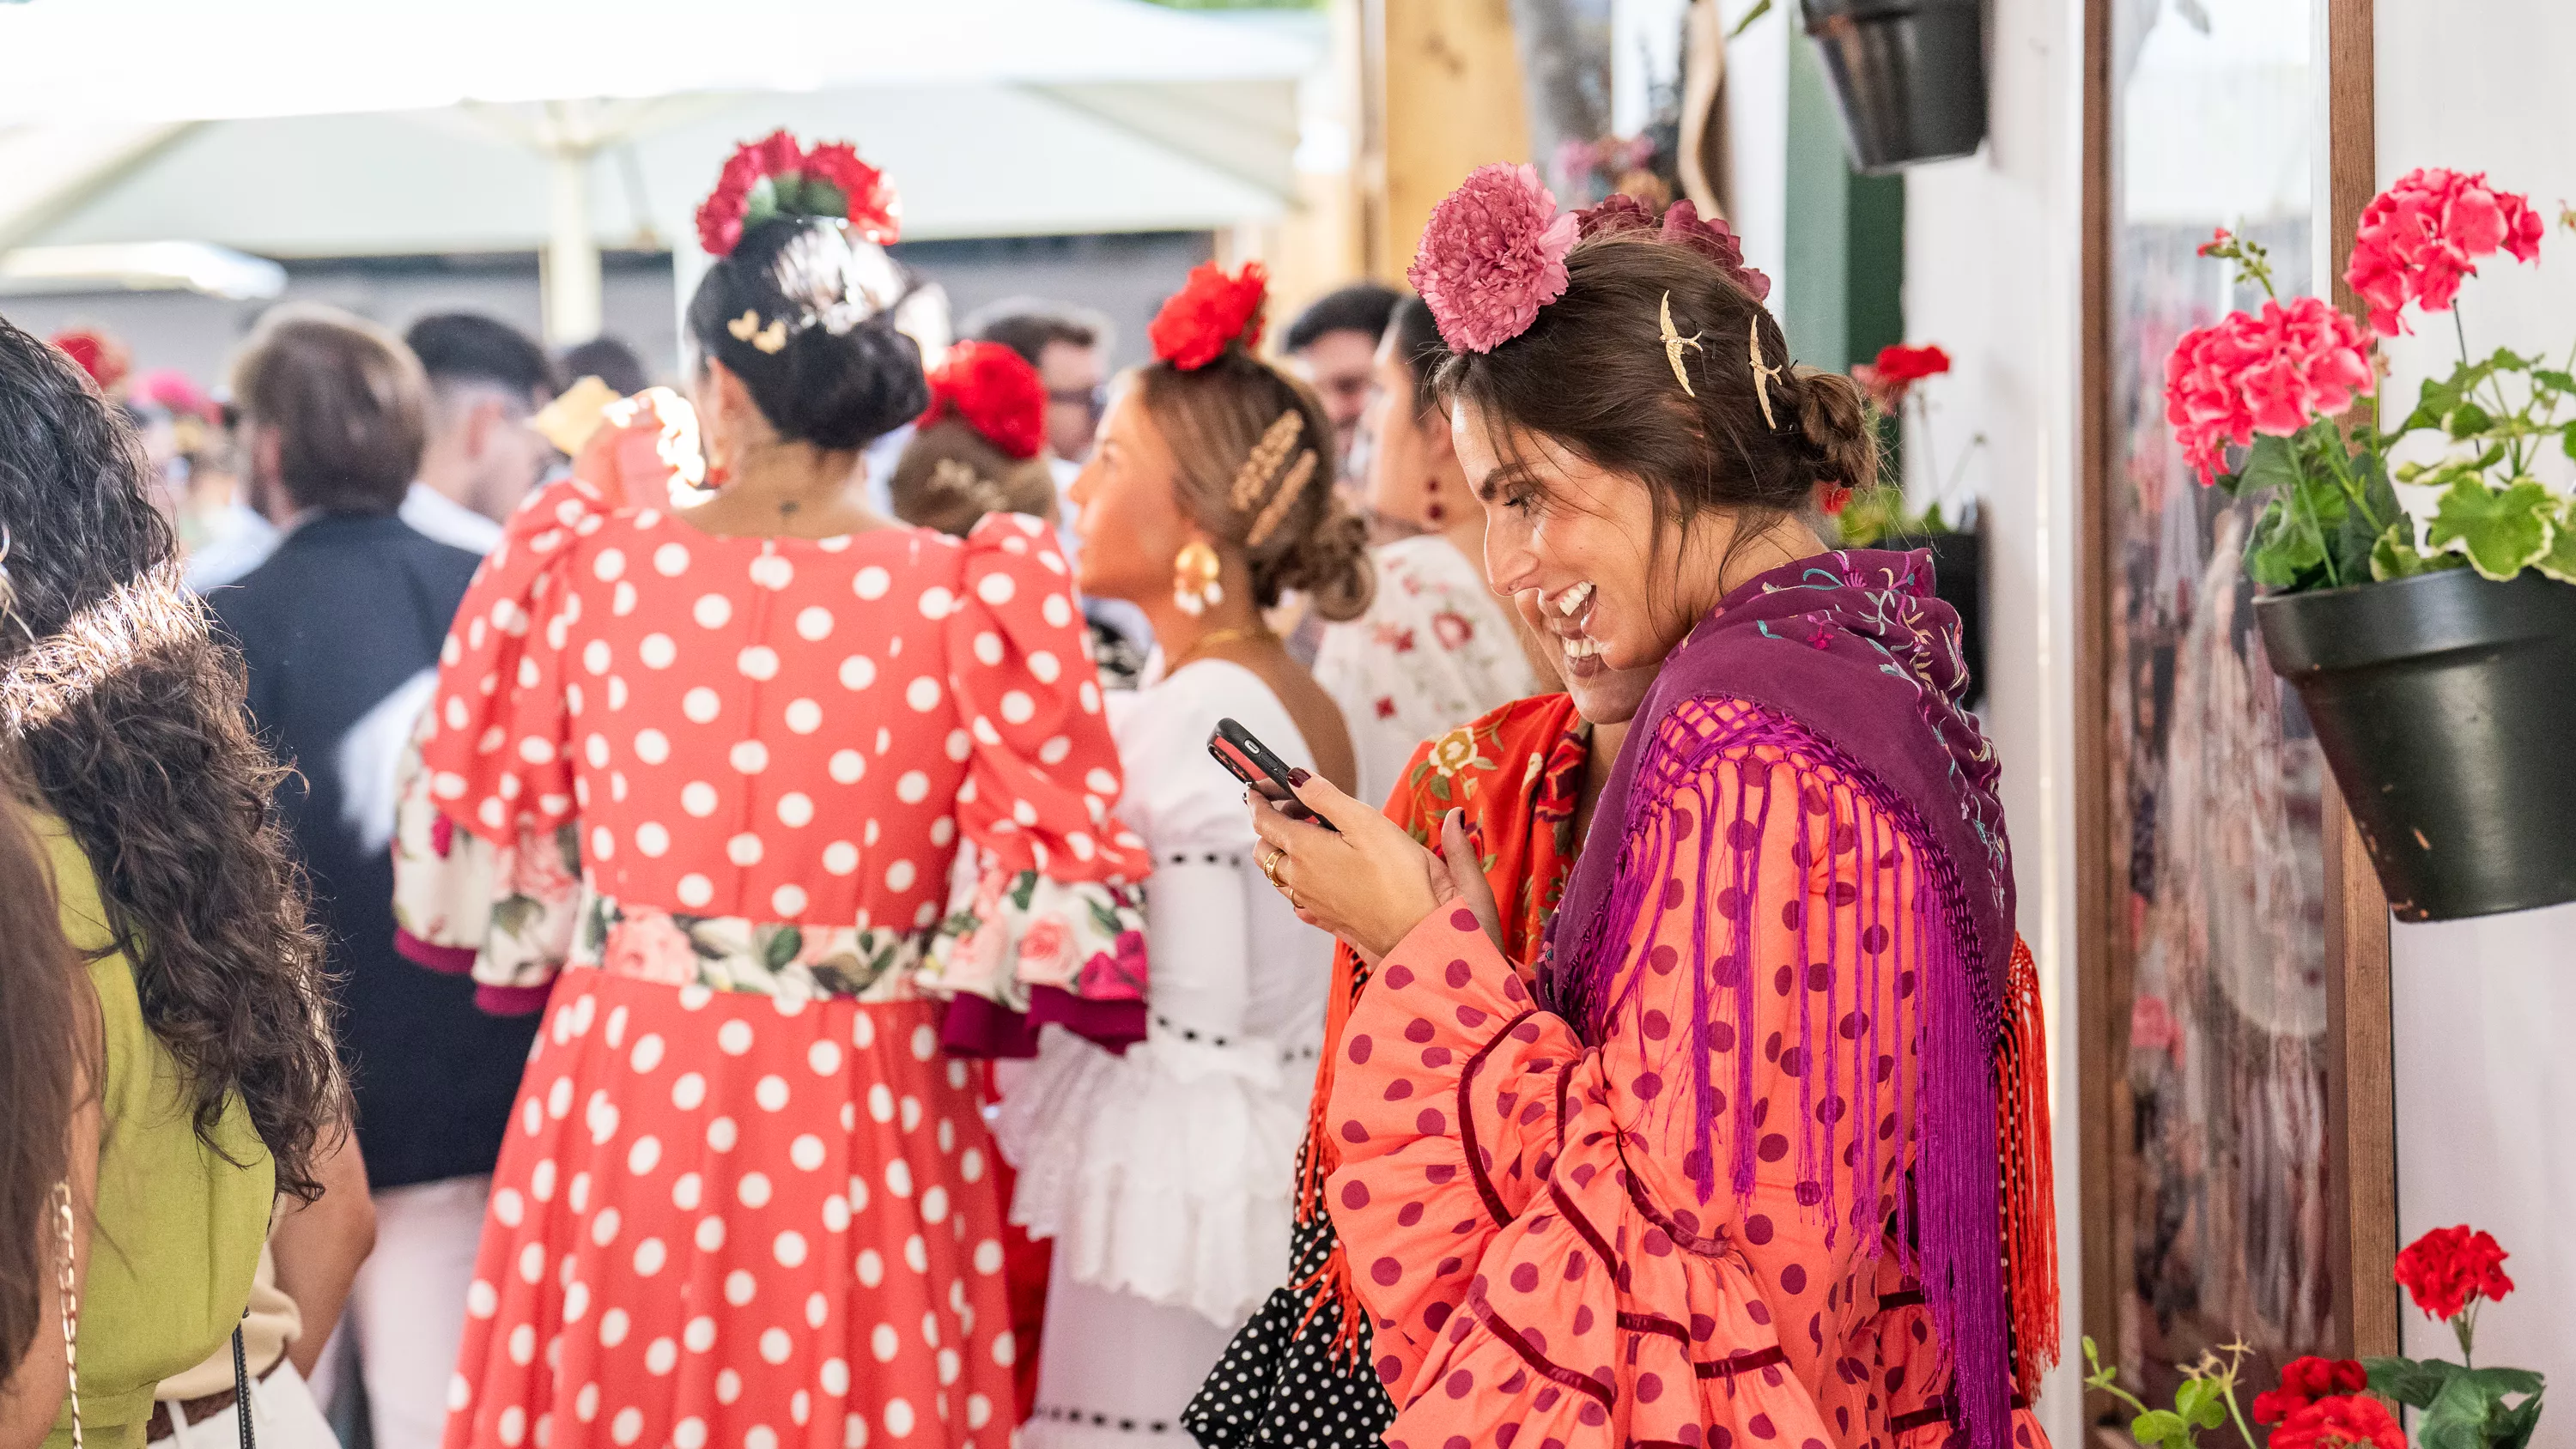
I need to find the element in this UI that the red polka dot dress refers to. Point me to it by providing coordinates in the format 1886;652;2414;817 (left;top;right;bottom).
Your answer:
395;470;1148;1449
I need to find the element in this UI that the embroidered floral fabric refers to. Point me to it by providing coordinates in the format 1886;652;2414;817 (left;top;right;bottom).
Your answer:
1314;535;1545;812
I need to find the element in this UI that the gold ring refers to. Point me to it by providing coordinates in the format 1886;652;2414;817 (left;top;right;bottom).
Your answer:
1260;846;1286;886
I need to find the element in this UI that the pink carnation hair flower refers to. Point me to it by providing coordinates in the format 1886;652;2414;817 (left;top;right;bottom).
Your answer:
1409;163;1580;353
2164;295;2373;484
2344;167;2543;336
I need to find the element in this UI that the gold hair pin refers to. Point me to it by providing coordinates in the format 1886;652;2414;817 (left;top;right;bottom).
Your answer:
1243;448;1319;549
1659;292;1704;397
727;309;788;355
1747;317;1784;429
1231;410;1307;513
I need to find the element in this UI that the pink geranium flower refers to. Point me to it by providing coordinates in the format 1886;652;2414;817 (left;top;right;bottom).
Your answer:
1409;163;1580;353
2163;295;2374;483
2345;167;2543;336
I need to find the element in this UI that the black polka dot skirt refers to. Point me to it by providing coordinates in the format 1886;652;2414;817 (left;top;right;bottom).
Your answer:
1182;1214;1397;1448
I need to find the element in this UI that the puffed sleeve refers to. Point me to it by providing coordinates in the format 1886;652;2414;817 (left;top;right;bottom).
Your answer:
1323;699;1933;1449
392;476;605;1013
920;511;1150;1054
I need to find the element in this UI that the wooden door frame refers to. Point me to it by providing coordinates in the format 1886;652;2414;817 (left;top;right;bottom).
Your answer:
2072;0;2397;1415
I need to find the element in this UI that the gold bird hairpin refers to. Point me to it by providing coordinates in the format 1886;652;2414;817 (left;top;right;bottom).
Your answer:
727;309;789;355
1658;292;1704;397
1747;317;1785;428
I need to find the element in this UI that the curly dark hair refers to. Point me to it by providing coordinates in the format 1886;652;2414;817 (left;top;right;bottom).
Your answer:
0;316;340;1201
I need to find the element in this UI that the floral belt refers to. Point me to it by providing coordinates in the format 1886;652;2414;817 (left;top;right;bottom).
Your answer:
571;886;924;1003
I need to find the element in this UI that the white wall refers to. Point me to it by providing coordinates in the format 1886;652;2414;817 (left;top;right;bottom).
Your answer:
1901;1;2088;1443
2376;0;2576;1391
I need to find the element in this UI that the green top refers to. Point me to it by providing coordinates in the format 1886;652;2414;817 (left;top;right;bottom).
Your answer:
37;815;274;1449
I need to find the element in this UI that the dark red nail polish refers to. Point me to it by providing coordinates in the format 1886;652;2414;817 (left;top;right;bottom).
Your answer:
1287;767;1314;786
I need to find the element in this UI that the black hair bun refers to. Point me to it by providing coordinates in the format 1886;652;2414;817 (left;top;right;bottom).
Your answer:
684;215;928;451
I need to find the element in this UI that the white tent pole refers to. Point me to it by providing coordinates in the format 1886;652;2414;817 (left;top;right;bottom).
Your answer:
544;143;602;346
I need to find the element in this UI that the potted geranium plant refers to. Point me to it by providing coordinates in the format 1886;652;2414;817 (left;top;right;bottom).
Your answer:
2166;169;2576;921
2085;1224;2543;1449
1840;342;1990;700
1799;0;1986;172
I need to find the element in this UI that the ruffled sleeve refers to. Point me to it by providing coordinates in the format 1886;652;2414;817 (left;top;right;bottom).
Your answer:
920;511;1150;1053
392;476;606;1012
1324;700;1934;1449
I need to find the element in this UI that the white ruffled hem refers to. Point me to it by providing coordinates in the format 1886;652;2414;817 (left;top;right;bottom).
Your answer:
994;1023;1314;1326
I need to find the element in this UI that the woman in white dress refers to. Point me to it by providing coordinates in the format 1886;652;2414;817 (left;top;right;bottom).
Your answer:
993;263;1373;1445
1315;294;1553;807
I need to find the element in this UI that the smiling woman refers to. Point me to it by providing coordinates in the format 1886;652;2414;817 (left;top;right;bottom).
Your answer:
1230;174;2058;1449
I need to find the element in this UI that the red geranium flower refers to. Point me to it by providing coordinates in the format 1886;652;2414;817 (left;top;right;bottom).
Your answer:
50;328;130;391
2163;295;2374;484
2344;167;2543;336
919;341;1048;461
1150;261;1268;371
2394;1224;2514;1323
2252;1356;2368;1426
2268;1393;2405;1449
1874;343;1953;383
800;141;901;245
2198;227;2235;258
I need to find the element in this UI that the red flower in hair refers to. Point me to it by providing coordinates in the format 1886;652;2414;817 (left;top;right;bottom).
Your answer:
1150;261;1269;371
694;130;903;257
2252;1357;2369;1426
2393;1224;2514;1323
920;341;1048;461
51;328;131;391
801;142;901;245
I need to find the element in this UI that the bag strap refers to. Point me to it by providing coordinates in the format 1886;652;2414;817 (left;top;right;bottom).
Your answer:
53;1180;81;1449
231;1323;253;1449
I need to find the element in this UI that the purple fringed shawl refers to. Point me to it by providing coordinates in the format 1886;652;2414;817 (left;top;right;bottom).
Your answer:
1543;549;2016;1449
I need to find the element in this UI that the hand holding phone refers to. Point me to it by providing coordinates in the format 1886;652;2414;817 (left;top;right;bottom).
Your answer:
1206;718;1338;832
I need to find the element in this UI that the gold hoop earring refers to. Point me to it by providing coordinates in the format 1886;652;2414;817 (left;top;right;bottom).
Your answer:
1172;539;1224;617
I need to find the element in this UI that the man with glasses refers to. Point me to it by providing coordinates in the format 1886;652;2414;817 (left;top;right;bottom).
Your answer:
964;297;1113;464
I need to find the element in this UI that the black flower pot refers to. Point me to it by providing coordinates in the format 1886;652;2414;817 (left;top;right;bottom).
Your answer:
1800;0;1988;173
2256;568;2576;921
1889;527;1984;707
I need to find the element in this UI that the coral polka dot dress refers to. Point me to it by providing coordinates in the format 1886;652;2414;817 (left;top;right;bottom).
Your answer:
392;461;1149;1449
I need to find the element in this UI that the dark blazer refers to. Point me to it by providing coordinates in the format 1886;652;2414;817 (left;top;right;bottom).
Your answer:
212;512;541;1191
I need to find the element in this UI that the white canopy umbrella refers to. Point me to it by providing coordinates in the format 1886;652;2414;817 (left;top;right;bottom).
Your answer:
0;0;1321;339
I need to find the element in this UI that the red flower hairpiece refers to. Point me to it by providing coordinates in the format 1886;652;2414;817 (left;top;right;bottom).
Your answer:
695;130;902;258
51;328;131;392
920;341;1048;461
1572;194;1772;303
1150;261;1269;371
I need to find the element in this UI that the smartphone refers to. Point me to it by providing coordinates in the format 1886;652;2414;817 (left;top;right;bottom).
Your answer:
1207;717;1337;832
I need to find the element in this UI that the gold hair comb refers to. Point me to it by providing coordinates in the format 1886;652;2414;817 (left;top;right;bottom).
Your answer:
1747;317;1784;429
1243;448;1319;549
1231;410;1306;513
1659;292;1704;397
727;309;788;355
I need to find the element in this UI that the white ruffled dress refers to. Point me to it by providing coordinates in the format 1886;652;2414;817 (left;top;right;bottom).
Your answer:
994;658;1334;1446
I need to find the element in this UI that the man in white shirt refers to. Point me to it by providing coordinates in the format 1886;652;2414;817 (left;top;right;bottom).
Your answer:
403;313;561;555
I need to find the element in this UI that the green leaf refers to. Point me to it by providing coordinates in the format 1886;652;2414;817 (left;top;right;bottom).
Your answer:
2247;496;2328;588
2129;1410;2195;1449
2449;401;2498;438
2543;502;2576;585
2492;1388;2547;1449
2234;433;2302;498
2366;1355;2458;1410
2467;1367;2548;1397
2173;1379;2228;1431
763;926;803;971
2533;368;2576;393
2563;421;2576;461
2421;1367;2500;1449
2489;346;2538;372
2427;476;2556;579
2370;522;2468;581
1724;0;1772;40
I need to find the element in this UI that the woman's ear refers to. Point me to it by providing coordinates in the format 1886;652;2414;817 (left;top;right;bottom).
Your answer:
1423;402;1462;467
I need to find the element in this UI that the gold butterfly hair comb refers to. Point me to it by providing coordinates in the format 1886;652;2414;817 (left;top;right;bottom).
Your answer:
726;309;789;355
